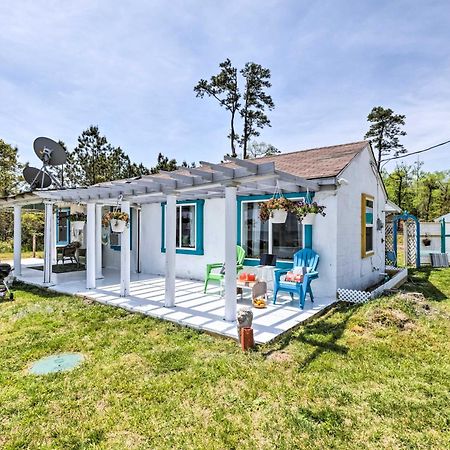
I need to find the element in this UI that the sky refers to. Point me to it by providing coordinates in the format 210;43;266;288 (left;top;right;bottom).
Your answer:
1;0;449;173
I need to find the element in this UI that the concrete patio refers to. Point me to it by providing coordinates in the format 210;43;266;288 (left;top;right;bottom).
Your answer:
14;263;336;344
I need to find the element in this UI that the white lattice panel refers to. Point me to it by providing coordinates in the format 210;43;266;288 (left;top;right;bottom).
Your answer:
337;288;371;304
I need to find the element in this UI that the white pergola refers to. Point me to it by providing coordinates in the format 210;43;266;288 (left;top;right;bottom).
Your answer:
3;157;319;322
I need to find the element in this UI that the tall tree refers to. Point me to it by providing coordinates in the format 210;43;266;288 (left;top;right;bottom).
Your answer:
384;163;412;211
194;59;275;158
65;126;110;186
64;126;149;186
0;139;21;196
239;63;275;158
150;153;195;174
194;59;240;156
365;106;407;171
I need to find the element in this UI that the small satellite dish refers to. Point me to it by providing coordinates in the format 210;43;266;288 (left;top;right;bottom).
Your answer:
33;137;67;166
23;166;52;189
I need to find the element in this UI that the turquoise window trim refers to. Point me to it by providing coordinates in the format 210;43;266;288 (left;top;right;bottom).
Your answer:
237;192;314;260
161;199;205;255
110;207;133;252
304;224;313;249
56;207;71;246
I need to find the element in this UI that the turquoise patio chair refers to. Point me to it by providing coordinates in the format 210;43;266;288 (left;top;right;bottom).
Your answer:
204;245;246;293
273;248;319;309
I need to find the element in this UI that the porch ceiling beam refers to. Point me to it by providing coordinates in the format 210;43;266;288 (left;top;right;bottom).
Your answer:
187;167;213;181
223;156;275;176
159;171;196;185
199;161;235;178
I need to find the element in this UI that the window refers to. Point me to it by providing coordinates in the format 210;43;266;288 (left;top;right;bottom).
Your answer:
56;208;70;246
361;194;374;257
177;204;196;249
110;208;132;251
161;200;204;255
272;212;303;259
241;200;303;260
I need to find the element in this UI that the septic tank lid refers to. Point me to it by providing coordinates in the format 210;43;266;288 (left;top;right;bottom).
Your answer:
28;353;84;375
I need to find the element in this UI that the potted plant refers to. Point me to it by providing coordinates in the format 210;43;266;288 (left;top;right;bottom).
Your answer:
259;197;296;223
292;200;326;225
69;212;87;230
422;233;431;246
102;211;130;233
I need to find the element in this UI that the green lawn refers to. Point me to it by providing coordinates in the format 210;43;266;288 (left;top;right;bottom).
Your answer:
0;251;44;261
0;269;449;449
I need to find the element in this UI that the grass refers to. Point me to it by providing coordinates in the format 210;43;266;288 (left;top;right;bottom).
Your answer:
0;268;449;449
0;251;44;261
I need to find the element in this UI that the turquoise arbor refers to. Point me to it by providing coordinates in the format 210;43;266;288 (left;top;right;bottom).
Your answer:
392;211;421;268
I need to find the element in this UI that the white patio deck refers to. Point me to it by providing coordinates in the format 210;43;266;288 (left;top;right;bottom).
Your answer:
15;264;336;344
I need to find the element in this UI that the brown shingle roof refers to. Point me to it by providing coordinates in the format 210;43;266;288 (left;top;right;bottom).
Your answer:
251;141;369;180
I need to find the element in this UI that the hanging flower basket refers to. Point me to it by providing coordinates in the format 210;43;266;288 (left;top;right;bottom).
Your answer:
259;197;326;224
302;213;316;225
259;197;295;223
271;209;288;223
102;211;129;233
69;212;86;230
292;200;326;223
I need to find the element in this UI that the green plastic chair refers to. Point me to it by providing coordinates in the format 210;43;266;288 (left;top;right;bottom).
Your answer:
204;245;246;293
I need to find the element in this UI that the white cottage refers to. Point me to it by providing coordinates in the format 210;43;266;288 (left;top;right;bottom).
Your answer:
1;140;390;339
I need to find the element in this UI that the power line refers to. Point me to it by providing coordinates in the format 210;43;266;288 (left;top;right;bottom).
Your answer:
380;139;450;169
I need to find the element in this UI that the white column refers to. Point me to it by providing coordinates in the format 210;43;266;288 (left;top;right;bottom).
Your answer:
43;201;53;284
95;204;103;279
224;184;238;321
165;194;177;307
120;200;131;297
13;205;22;277
51;209;57;264
86;202;96;289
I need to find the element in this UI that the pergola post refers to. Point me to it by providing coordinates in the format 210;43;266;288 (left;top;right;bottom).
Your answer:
13;205;22;277
95;204;103;279
120;200;131;297
165;194;177;307
86;202;96;289
43;201;53;284
224;184;238;321
51;208;57;264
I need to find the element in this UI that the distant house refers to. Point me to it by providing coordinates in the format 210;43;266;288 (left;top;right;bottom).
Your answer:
435;212;450;223
1;140;390;320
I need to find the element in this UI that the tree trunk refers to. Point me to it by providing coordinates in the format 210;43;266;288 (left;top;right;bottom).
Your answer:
230;111;237;157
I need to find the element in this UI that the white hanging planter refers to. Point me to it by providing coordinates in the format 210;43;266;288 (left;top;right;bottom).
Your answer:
110;219;127;233
302;213;316;225
71;221;85;231
271;209;288;223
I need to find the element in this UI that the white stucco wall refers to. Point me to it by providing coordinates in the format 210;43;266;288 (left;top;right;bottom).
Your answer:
335;147;386;291
102;207;139;272
140;198;226;280
308;190;338;297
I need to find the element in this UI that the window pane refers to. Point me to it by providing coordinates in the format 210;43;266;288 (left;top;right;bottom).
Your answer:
365;199;374;225
176;206;180;248
365;227;373;252
242;202;268;258
58;211;69;243
179;205;196;248
272;211;303;259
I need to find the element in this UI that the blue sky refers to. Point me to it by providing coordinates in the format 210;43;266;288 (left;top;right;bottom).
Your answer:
1;0;449;172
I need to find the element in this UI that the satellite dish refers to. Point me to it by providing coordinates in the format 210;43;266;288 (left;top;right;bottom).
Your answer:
23;166;52;189
23;136;68;191
34;137;67;166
